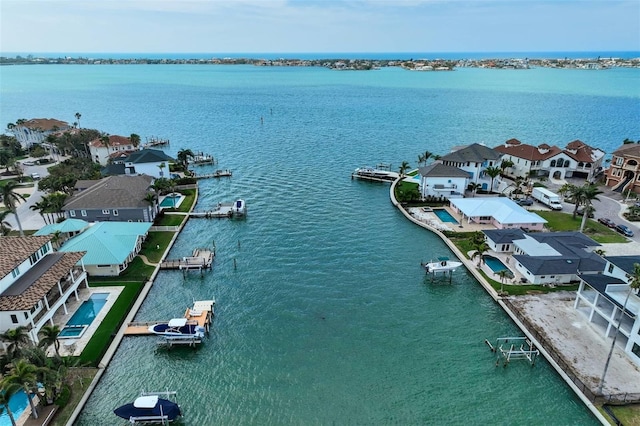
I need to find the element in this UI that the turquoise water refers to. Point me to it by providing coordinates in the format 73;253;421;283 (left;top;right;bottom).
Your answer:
0;389;28;426
2;63;638;424
484;255;510;274
65;293;108;327
433;209;460;223
159;194;183;208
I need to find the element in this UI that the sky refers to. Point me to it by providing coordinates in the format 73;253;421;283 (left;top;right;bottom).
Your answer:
1;0;639;54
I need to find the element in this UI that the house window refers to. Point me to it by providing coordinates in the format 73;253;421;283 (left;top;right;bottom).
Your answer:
11;267;20;278
541;276;546;279
608;264;614;273
81;210;87;217
24;312;28;319
41;244;49;255
11;314;18;324
113;209;119;216
550;160;556;167
102;209;110;214
29;253;38;265
70;210;76;217
550;275;555;278
632;343;640;358
615;157;623;166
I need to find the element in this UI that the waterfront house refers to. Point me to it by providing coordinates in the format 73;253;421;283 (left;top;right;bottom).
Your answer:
63;175;157;222
88;135;137;166
34;218;91;247
0;236;88;346
605;143;640;195
110;148;175;178
7;118;73;149
449;198;546;230
482;228;526;253
437;143;503;192
417;163;468;199
58;222;151;276
574;255;640;367
494;138;605;180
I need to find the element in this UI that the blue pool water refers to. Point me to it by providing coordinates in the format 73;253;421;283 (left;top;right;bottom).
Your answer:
433;209;459;224
484;255;510;273
160;194;183;208
0;389;28;426
66;293;109;327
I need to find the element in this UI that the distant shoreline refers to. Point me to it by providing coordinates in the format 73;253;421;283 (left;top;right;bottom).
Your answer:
1;55;639;70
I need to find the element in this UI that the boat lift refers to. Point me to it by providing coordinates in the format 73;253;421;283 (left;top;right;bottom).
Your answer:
485;336;539;367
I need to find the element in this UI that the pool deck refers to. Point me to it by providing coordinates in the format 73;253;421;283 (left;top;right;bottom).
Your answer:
48;286;124;357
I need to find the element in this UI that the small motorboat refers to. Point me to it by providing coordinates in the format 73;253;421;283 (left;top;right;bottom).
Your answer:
232;199;246;216
421;257;463;273
148;318;206;338
114;392;182;424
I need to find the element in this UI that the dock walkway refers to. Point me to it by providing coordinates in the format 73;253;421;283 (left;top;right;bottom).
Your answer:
190;203;234;219
159;248;214;270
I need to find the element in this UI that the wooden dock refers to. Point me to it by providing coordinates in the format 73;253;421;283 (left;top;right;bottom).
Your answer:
123;300;215;337
193;169;232;180
159;248;215;270
189;203;234;219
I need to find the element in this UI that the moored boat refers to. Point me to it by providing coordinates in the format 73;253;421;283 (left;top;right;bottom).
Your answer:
232;199;246;216
148;318;206;338
114;391;182;424
421;257;463;273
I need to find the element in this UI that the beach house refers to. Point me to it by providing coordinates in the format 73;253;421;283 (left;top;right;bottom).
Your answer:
7;118;73;149
88;135;138;165
416;163;468;199
58;222;152;276
449;198;547;230
107;148;175;178
437;143;504;192
574;255;640;366
605;143;640;195
62;175;157;222
0;236;88;346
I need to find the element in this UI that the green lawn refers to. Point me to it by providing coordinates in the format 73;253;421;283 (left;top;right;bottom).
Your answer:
78;281;143;366
162;188;196;213
140;231;175;263
533;210;628;243
50;368;97;426
155;213;185;226
87;257;155;284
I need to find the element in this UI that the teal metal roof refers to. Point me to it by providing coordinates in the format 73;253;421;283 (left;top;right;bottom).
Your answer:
34;219;90;235
58;222;151;265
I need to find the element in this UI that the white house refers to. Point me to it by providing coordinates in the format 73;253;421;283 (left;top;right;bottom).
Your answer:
574;255;640;367
449;198;547;230
0;236;88;345
116;149;174;178
7;118;73;149
438;143;503;192
88;135;137;165
417;163;468;199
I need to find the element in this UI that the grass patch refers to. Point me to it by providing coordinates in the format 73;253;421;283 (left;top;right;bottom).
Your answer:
87;257;155;284
140;231;175;263
477;269;579;296
534;210;628;243
50;368;97;426
607;404;640;426
78;281;143;366
155;213;185;227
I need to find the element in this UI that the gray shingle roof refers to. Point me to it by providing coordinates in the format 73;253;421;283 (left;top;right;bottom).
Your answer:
483;229;526;244
125;149;174;164
439;143;502;163
418;163;470;178
514;253;605;275
604;256;640;275
63;175;154;210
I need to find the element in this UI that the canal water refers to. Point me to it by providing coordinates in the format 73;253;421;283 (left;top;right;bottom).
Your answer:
3;63;638;424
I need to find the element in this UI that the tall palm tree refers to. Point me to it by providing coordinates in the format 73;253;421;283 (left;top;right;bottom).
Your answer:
74;112;81;129
468;182;482;197
423;150;433;165
38;325;61;357
176;149;194;169
484;166;502;194
45;192;68;221
2;180;27;236
500;159;514;172
30;199;51;225
5;359;39;419
0;210;13;236
0;381;21;426
417;153;425;167
158;162;166;178
557;183;576;202
497;269;513;293
0;326;31;359
398;161;410;177
470;240;489;267
578;184;602;233
598;263;640;394
130;133;141;148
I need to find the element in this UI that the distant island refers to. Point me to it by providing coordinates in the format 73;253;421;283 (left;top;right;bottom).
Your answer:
1;55;639;70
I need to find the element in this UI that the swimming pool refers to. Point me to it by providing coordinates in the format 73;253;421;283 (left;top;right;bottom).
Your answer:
59;293;109;339
433;209;459;224
160;193;184;208
483;255;510;274
0;389;28;426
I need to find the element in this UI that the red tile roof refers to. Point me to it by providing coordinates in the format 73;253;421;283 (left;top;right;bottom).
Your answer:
88;135;132;148
0;236;52;278
494;142;562;161
18;118;70;131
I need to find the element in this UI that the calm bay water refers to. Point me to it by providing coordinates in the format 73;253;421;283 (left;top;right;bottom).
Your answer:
2;63;640;425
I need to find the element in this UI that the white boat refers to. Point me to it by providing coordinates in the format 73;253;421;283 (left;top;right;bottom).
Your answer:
232;199;246;216
422;257;463;273
148;318;206;339
352;167;398;181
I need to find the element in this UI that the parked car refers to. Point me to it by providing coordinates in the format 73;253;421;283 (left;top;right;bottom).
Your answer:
597;217;616;228
22;160;35;166
615;224;634;237
516;198;534;206
30;172;40;180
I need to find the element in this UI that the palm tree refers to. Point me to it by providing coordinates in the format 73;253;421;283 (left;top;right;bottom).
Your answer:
38;325;61;357
0;381;21;426
0;210;13;236
500;159;514;172
158;162;166;178
470;238;489;267
2;180;26;236
398;161;410;177
417;153;425;167
176;149;195;169
5;359;39;419
557;183;576;202
30;199;51;225
484;166;502;194
497;269;513;293
422;150;433;166
50;230;62;250
0;326;31;359
45;193;68;222
74;112;81;129
468;182;482;197
578;184;602;233
598;263;640;395
130;133;141;148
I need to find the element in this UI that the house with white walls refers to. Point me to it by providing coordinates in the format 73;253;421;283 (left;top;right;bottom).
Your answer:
88;135;138;165
437;143;504;192
416;163;468;199
7;118;73;149
0;236;88;345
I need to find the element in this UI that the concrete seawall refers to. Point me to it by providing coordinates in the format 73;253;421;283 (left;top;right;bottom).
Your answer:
389;177;609;425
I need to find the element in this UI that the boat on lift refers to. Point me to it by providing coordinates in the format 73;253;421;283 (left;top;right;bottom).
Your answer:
114;391;182;424
232;199;246;217
421;257;462;273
